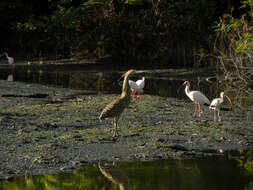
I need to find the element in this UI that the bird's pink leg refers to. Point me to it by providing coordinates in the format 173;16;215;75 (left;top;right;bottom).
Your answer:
193;104;198;117
131;90;136;98
218;109;221;122
198;103;203;117
113;117;119;138
214;110;216;122
137;91;141;98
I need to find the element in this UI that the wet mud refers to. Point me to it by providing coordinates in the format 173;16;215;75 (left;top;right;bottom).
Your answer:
0;80;252;180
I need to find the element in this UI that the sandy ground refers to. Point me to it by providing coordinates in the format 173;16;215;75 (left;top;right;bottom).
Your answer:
0;80;252;180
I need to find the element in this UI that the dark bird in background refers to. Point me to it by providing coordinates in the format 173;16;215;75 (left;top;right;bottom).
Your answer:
99;69;136;138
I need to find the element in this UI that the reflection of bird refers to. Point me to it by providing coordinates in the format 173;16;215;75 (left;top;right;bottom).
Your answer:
7;74;14;82
183;81;210;117
209;92;232;122
98;162;129;190
4;52;14;64
128;77;145;98
99;69;135;138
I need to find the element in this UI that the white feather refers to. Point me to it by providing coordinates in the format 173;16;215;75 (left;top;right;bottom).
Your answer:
185;85;210;104
5;53;14;64
209;92;230;110
210;98;221;107
129;77;145;92
188;91;210;104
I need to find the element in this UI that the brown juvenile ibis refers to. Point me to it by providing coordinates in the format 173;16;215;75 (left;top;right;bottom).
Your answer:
99;69;135;138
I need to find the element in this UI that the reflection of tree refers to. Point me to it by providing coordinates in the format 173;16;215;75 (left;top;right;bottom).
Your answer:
98;162;129;190
240;148;253;177
1;159;253;190
235;148;253;189
70;72;121;93
0;165;108;190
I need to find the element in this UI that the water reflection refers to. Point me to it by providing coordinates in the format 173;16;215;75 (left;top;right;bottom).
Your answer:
7;74;13;82
0;66;215;98
98;162;129;190
0;159;253;190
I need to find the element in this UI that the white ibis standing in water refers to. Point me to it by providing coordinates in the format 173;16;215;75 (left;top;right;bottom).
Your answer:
183;81;210;117
128;77;145;98
99;69;135;138
209;92;232;122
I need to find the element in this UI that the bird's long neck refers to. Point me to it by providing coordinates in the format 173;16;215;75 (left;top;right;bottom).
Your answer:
185;85;190;96
121;75;131;98
220;95;224;103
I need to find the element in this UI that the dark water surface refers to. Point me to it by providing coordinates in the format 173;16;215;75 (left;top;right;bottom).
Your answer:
0;158;252;190
0;64;219;98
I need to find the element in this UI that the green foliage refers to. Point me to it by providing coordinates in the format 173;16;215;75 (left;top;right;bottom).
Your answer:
238;149;253;179
214;0;253;54
0;0;222;63
70;0;219;64
212;1;253;111
235;33;253;53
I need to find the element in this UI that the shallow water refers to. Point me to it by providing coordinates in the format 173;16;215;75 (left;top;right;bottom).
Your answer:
0;65;218;98
0;158;252;190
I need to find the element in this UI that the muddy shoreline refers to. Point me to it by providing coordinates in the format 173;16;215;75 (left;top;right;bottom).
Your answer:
0;80;252;180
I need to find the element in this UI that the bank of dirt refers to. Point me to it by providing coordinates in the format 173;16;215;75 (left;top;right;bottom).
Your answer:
0;80;252;180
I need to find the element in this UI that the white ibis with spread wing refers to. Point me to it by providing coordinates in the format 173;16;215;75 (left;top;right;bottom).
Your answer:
128;77;145;98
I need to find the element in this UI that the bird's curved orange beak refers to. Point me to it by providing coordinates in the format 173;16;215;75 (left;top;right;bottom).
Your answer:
224;93;232;105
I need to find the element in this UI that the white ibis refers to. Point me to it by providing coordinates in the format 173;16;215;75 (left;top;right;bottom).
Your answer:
183;81;210;117
209;92;232;122
128;77;145;98
99;69;135;138
4;53;14;64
